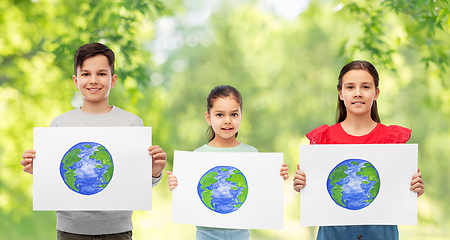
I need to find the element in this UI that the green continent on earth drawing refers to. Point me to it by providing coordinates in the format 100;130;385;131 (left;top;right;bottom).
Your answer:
326;159;380;210
60;142;114;195
197;166;248;214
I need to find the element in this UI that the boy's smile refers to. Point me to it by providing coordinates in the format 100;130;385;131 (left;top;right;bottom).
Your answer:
73;55;117;111
87;87;101;92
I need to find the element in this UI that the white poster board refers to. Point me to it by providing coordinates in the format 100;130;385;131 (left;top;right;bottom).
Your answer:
300;144;418;226
172;151;284;229
33;127;152;211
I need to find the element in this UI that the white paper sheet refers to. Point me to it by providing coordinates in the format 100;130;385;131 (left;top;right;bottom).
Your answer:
300;144;418;226
33;127;152;211
171;151;284;229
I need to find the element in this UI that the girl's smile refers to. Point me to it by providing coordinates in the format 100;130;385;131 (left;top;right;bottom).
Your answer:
339;70;379;117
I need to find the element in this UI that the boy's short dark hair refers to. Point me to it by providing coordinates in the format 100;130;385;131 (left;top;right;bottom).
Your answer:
74;43;115;75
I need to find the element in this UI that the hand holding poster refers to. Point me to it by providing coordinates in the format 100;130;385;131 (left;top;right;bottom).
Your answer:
299;144;418;226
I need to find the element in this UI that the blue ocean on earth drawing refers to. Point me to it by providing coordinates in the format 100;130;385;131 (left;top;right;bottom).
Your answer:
327;159;380;210
59;142;114;195
197;166;248;214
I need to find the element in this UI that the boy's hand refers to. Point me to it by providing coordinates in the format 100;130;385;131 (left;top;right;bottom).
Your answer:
293;164;306;192
279;163;289;181
166;171;178;191
410;169;424;197
21;149;36;175
148;145;167;178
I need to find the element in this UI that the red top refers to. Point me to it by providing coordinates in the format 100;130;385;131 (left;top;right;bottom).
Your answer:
306;123;411;144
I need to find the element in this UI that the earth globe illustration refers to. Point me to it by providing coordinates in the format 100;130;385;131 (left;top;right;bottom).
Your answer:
197;166;248;214
326;159;380;210
60;142;114;195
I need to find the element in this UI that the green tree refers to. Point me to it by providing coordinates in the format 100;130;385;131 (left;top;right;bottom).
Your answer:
338;0;450;71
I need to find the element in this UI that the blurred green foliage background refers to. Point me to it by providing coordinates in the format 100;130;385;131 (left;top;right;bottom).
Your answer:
1;0;449;239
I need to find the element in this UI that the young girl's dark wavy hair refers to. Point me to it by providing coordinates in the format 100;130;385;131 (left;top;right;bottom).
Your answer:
206;85;243;142
336;60;381;123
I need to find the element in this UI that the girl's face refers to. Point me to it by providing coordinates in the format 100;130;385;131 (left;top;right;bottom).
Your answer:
339;69;380;118
205;96;242;141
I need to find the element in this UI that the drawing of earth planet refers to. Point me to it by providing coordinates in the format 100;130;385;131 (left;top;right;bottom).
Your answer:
197;166;248;214
327;159;380;210
60;142;114;195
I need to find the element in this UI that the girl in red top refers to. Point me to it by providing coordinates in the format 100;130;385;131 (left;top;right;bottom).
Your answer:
293;60;424;240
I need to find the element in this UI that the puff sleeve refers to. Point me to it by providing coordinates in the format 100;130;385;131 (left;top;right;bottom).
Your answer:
386;125;412;143
306;125;330;144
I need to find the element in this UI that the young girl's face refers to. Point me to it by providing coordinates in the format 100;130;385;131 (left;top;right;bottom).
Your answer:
339;69;380;118
205;96;242;141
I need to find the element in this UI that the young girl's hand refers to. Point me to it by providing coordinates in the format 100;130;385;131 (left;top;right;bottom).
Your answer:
166;171;178;191
148;145;167;178
279;163;289;180
410;169;424;197
293;164;306;192
21;149;36;174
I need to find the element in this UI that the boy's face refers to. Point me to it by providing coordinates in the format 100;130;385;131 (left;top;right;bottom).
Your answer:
73;55;117;106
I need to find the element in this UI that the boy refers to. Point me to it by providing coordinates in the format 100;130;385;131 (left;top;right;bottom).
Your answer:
20;43;166;239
